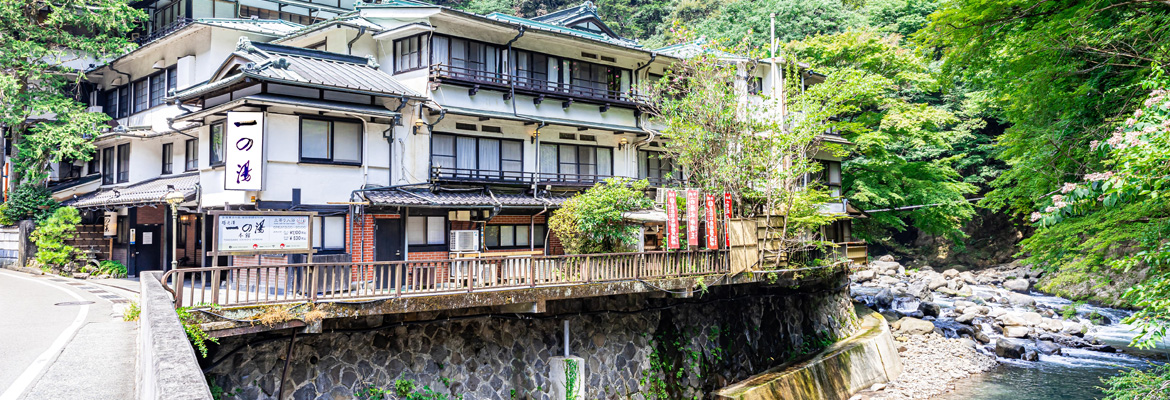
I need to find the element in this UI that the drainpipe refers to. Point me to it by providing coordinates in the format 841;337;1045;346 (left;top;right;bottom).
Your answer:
342;113;372;188
632;52;656;129
347;26;367;55
505;26;526;118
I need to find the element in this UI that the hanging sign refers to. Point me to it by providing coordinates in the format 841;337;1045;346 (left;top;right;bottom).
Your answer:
665;190;679;249
103;211;118;236
216;214;311;252
705;194;718;250
724;192;733;247
224;112;264;191
686;189;700;246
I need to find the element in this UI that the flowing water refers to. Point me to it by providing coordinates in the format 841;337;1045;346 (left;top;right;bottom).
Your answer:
935;291;1170;399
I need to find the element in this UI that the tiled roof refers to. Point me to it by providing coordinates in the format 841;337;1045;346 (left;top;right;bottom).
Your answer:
654;39;746;60
64;173;199;209
364;189;569;208
273;12;384;44
197;18;306;36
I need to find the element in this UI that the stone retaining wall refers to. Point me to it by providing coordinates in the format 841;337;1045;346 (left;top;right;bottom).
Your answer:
138;271;213;400
205;273;858;400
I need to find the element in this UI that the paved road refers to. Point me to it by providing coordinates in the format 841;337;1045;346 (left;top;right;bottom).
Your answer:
0;269;138;400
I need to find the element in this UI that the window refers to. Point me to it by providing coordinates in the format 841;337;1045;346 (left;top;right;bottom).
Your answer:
117;87;129;118
512;49;559;90
116;144;130;183
152;0;183;33
167;67;177;93
407;216;446;245
485;224;545;248
312;216;346;250
299;118;362;164
238;5;322;25
87;150;99;175
184;139;198;171
638;150;674;183
570;60;629;99
104;90;118;119
394;35;425;73
209;123;224;165
431;133;523;180
432;36;502;81
133;79;148;113
162;143;173;174
149;73;166;108
818;160;842;197
539;143;612;179
747;77;764;95
101;147;114;184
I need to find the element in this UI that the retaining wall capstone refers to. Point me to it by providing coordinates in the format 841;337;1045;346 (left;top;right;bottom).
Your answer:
138;271;213;400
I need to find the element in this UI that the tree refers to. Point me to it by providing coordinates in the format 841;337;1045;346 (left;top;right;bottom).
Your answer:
31;206;81;270
0;0;145;199
548;177;654;254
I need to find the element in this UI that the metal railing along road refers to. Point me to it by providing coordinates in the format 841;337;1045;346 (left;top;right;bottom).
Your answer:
162;250;729;309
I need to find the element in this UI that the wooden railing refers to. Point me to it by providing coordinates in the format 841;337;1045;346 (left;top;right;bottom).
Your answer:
429;166;682;187
432;64;641;105
161;250;728;309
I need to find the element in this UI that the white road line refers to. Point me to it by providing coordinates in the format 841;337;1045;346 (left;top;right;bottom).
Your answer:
0;270;90;400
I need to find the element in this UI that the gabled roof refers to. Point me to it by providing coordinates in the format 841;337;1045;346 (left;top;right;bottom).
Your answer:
197;18;306;37
530;1;620;39
272;11;385;44
654;39;746;61
485;12;638;49
64;173;199;209
173;37;420;100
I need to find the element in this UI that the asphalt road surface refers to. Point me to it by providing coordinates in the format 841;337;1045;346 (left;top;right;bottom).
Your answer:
0;269;137;400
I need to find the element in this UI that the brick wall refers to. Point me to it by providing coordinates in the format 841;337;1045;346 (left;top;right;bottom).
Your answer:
137;206;165;225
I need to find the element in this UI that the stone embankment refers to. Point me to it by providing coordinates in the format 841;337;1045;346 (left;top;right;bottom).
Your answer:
848;256;1124;398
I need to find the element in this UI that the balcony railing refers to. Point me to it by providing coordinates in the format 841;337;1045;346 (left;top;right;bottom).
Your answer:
162;249;728;308
431;166;680;187
135;18;194;46
432;65;641;106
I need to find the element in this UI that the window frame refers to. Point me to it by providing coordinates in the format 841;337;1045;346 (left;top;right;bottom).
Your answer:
162;143;173;175
539;142;614;179
87;149;100;176
298;116;364;166
393;34;426;74
818;160;842;197
209;122;225;166
116;143;130;183
184;138;198;172
484;224;545;249
312;216;347;252
429;132;525;180
101;147;115;184
406;214;448;250
637;150;674;183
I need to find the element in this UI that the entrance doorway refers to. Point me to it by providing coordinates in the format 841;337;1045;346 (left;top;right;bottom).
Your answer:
374;218;404;289
130;224;163;276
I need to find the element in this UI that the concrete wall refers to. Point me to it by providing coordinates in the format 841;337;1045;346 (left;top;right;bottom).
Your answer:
205;276;858;400
138;271;213;400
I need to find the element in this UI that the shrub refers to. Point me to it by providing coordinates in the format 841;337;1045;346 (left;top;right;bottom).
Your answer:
3;185;57;223
123;302;140;322
92;259;127;278
1102;364;1170;400
548;178;654;255
31;206;81;270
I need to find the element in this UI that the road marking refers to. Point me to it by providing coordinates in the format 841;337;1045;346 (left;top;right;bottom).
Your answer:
0;270;90;400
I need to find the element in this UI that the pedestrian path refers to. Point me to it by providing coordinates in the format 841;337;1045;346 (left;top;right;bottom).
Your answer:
0;269;138;400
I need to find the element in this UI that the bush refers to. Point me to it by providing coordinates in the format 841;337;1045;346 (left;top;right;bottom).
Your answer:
87;259;127;278
1102;364;1170;400
548;178;654;254
3;185;57;223
31;206;81;271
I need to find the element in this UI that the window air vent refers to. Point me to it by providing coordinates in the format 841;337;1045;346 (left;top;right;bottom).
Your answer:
579;134;596;141
600;56;616;63
455;123;477;131
481;125;502;133
581;52;598;59
559;133;576;140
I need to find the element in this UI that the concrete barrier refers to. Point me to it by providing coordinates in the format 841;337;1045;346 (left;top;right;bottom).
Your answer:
715;304;902;400
137;271;213;400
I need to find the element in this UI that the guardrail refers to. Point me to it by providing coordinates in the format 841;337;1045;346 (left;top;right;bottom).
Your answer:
162;250;728;309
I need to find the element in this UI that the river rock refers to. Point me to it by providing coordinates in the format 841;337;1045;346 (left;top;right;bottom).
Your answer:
927;275;948;291
1040;318;1064;332
995;339;1026;359
1004;326;1031;338
878;276;901;286
878;254;896;262
894;317;936;335
958;271;977;284
907;282;931;300
957;285;974;296
1036;340;1062;356
974;330;991;344
1062;321;1088;336
942;269;960;279
1089;344;1118;353
871;261;900;273
1020;312;1043;326
875;288;894;308
855;270;876;282
1005;278;1031;292
1023;350;1040;361
973;306;991;315
1008;292;1036;306
954;300;977;310
956;312;979;324
918;302;941;318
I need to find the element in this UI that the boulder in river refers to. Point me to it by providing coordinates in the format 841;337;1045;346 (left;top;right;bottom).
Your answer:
956;312;979;324
1036;340;1062;356
1040;318;1064;332
1004;326;1031;338
995;339;1026;359
1061;321;1088;336
927;275;948;291
1008;292;1037;306
943;269;960;279
875;288;893;308
878;254;896;262
1005;278;1031;292
871;260;901;273
894;317;936;335
919;302;941;318
855;270;875;282
1023;350;1040;361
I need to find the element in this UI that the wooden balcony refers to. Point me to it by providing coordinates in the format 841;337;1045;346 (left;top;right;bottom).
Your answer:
432;65;645;107
430;166;681;187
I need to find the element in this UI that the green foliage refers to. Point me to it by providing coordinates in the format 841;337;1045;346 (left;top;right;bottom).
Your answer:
548;177;653;254
1102;364;1170;400
356;384;393;400
176;307;218;358
94;260;128;277
123;302;140;322
689;0;862;49
4;185;58;223
31;206;81;269
0;0;145;194
380;379;461;400
1060;301;1084;320
564;358;580;400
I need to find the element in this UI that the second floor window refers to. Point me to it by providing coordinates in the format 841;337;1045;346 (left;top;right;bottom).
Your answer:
152;0;183;33
747;77;764;95
239;5;321;25
433;36;502;80
149;74;166;108
116;144;130;183
133;79;148;113
184;139;198;171
101;147;114;184
394;35;425;74
162;143;173;174
638;150;674;183
431;133;523;179
104;90;118;120
539;143;612;178
818;160;842;197
209;123;224;166
300;118;362;164
87;149;99;175
104;67;176;119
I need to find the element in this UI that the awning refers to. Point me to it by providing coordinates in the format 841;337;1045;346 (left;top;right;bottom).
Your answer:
172;94;400;123
364;189;569;208
63;172;198;210
439;106;641;133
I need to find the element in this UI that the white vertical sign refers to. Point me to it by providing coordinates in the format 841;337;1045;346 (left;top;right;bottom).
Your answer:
224;111;264;191
103;211;118;236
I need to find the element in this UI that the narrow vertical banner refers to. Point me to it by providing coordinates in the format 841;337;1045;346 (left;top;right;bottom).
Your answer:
665;190;679;249
705;194;718;249
686;189;700;246
724;192;733;247
224;111;265;191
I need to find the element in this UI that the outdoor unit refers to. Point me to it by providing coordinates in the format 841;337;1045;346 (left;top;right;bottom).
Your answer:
450;230;480;252
655;188;670;205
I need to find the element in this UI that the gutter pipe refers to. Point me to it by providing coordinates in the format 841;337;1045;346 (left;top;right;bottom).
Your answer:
347;26;368;55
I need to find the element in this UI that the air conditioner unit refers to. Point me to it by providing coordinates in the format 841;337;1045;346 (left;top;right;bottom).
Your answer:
654;188;671;205
449;230;480;252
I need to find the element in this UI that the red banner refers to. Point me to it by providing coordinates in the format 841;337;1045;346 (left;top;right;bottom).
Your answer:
666;190;679;249
724;192;733;247
705;194;718;249
686;189;700;246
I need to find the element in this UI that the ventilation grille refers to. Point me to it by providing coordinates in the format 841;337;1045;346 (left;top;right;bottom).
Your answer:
559;133;576;140
581;52;598;59
455;123;477;131
579;134;596;141
600;56;616;63
481;126;502;133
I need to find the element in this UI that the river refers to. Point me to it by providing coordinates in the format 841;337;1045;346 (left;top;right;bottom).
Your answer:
936;290;1170;399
